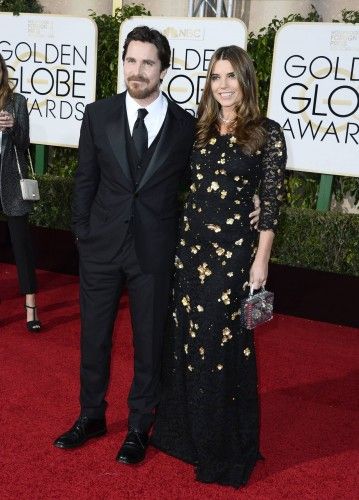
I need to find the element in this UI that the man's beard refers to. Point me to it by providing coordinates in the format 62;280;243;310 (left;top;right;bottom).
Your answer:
126;77;159;100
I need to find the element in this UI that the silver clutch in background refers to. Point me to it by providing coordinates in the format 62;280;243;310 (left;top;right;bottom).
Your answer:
241;287;274;329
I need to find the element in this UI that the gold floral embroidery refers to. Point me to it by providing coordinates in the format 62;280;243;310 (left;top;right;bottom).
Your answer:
231;309;241;320
243;347;251;357
218;289;231;305
221;327;232;345
198;262;212;283
174;256;183;269
207;224;221;233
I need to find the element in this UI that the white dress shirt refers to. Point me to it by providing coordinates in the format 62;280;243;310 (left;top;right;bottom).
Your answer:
126;91;168;147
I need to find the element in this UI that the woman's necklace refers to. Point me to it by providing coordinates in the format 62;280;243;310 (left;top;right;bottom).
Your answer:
219;113;233;124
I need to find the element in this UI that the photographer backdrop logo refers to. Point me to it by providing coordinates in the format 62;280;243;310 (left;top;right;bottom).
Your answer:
0;13;97;147
268;23;359;177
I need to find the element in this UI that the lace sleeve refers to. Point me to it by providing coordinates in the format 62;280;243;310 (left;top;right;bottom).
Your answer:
257;120;287;232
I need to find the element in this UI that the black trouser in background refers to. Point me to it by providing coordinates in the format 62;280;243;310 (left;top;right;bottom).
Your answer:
1;211;37;294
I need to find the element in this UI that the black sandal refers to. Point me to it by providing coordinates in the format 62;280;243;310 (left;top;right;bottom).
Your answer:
25;304;42;333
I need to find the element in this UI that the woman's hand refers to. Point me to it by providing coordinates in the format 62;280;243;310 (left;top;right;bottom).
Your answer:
0;110;14;131
249;257;268;291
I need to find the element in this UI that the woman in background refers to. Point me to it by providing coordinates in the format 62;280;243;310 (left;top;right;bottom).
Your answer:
0;53;41;332
152;46;286;487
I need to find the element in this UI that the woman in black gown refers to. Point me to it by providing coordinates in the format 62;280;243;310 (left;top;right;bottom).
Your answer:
151;46;287;487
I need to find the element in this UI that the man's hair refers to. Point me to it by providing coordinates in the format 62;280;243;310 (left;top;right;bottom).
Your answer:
122;26;171;71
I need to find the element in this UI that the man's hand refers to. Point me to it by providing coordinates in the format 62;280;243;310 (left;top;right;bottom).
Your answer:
249;194;260;228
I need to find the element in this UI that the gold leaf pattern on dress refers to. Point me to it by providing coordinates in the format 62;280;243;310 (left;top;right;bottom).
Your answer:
200;148;206;154
199;347;205;359
226;218;234;225
217;364;223;370
181;295;191;312
221;327;232;345
234;214;241;220
180;239;186;246
209;138;217;145
225;251;232;258
197;305;204;312
229;136;237;143
231;309;241;320
243;347;251;357
235;239;243;246
172;310;179;327
207;224;221;233
197;262;212;283
207;181;219;192
174;256;183;269
218;289;231;305
197;173;203;180
227;272;234;277
184;344;188;354
242;281;249;290
220;190;227;199
215;247;225;256
190;183;196;192
188;365;194;371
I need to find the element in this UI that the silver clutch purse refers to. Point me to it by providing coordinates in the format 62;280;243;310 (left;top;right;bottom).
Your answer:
241;287;274;329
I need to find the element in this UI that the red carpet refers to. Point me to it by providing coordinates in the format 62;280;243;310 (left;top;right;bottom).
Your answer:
0;263;358;499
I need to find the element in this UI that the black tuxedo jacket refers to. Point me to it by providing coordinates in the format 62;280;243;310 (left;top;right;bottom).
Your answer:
72;91;196;273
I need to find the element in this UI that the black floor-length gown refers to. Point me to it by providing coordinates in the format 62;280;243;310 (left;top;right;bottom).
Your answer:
152;119;287;488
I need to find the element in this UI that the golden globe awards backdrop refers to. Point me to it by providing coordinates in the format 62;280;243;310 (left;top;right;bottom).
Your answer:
268;23;359;177
0;13;97;147
118;17;247;115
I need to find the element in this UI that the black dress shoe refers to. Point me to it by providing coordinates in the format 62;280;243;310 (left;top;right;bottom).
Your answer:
53;416;106;449
116;429;149;464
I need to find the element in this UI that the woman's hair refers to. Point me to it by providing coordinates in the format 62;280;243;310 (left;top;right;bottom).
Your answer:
0;53;13;110
196;45;265;154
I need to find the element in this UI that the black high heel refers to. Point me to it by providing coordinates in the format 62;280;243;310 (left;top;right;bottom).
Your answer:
25;304;42;333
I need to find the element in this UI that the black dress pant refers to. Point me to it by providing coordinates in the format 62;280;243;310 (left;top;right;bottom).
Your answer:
79;234;172;432
1;212;37;294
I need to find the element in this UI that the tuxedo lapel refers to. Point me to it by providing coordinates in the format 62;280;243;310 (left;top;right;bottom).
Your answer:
137;109;176;190
106;95;132;184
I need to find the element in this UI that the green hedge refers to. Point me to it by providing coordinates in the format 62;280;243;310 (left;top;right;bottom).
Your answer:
272;207;359;276
29;175;73;230
29;177;359;277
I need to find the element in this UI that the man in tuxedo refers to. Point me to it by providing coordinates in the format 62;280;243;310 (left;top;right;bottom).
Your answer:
54;26;259;464
54;26;196;464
